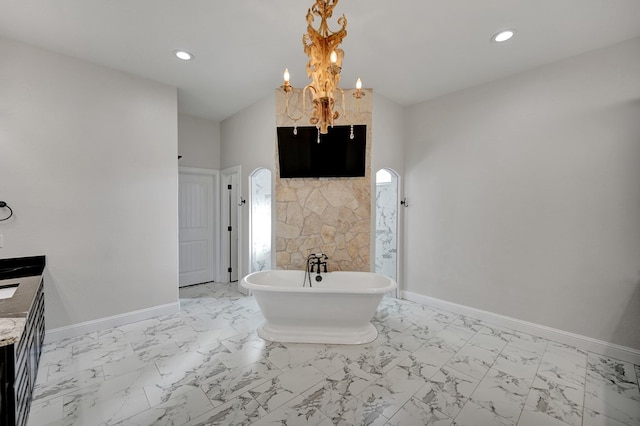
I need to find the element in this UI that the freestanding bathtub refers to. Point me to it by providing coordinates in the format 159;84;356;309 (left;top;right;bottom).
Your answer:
241;270;397;344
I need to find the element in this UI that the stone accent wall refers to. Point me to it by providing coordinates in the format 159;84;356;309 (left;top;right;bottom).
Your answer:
275;88;372;271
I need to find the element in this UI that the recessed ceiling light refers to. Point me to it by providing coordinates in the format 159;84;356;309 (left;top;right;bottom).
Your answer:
174;50;193;61
491;29;516;43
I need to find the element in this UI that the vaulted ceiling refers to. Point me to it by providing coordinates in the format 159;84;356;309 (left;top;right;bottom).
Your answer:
1;0;639;121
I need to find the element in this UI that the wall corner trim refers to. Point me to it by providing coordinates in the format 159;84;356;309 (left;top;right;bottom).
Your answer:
400;291;640;365
44;302;180;344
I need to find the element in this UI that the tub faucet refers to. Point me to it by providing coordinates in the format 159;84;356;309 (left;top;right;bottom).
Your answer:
305;253;329;286
309;253;328;273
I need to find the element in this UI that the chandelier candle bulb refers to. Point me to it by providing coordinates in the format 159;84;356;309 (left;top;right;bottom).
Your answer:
353;77;365;99
282;68;292;92
330;51;337;64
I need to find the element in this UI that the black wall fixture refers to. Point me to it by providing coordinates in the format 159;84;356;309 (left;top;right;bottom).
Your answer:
0;201;13;221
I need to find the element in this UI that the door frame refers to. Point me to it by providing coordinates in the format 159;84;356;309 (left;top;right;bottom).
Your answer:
374;167;402;299
221;166;243;287
178;166;220;284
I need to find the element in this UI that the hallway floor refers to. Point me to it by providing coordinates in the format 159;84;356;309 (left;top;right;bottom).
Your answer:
28;282;640;425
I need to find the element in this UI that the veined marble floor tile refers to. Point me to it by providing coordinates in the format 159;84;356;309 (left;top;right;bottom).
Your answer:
219;333;275;369
518;408;574;426
413;366;480;418
263;342;325;371
60;365;160;426
525;372;584;426
493;344;542;381
582;408;631;426
114;387;214;426
133;340;183;363
467;325;513;353
27;281;640;426
401;303;440;324
45;337;134;381
587;353;638;387
144;313;199;335
450;315;485;333
249;365;326;412
102;354;150;381
372;309;413;332
537;358;587;389
296;364;377;416
144;368;207;408
347;343;410;377
200;360;280;407
470;368;530;422
188;392;268;426
455;400;515;426
544;342;588;367
403;322;446;344
153;341;230;377
43;332;99;353
411;339;457;369
396;350;449;383
97;323;148;346
32;367;104;403
355;364;431;419
176;323;240;353
251;392;334;426
431;309;460;326
38;345;73;373
508;330;548;354
131;324;199;353
304;344;365;376
371;324;426;353
538;342;587;387
145;355;232;407
446;342;498;380
26;396;64;426
386;397;454;426
431;325;475;352
584;372;640;425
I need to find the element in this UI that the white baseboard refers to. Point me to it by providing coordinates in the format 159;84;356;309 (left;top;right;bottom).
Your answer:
44;302;180;343
401;291;640;365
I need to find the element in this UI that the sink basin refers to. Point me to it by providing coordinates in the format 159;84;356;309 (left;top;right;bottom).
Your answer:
0;283;19;300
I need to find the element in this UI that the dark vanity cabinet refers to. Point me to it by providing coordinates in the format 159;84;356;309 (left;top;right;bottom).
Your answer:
0;256;46;426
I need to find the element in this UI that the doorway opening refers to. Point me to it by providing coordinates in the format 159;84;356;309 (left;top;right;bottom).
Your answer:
375;168;399;283
250;168;272;272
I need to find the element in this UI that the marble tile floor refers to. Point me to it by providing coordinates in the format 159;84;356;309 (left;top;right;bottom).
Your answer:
27;282;640;426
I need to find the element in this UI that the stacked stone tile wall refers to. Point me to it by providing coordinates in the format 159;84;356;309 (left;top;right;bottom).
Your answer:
275;88;372;271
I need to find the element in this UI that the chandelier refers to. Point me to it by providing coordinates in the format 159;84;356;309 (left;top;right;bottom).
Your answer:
281;0;364;135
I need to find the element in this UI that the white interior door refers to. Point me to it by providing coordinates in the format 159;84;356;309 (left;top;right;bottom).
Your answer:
179;169;218;287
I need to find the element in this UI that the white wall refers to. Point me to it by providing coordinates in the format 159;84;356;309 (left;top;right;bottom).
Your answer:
0;38;179;330
220;93;407;277
220;95;276;279
404;37;640;349
178;114;220;169
372;93;405;176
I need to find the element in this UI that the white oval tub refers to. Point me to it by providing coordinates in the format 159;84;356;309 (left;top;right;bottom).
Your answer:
241;270;397;344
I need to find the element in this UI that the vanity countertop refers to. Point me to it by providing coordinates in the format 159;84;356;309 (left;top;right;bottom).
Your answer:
0;256;45;347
